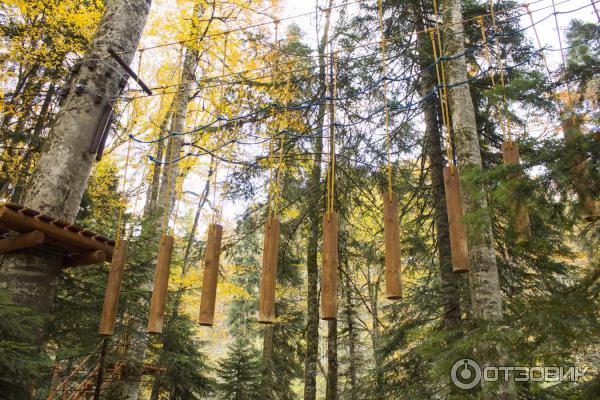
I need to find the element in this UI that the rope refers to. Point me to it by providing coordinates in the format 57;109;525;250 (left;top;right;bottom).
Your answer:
274;62;291;217
161;47;186;236
551;0;573;111
327;50;337;218
478;10;511;144
266;21;280;224
378;0;393;198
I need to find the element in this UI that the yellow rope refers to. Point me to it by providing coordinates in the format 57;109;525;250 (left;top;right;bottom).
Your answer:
161;47;186;236
550;0;573;110
267;22;279;225
378;0;392;198
428;28;454;173
274;63;290;217
431;0;455;172
327;50;337;217
478;13;511;144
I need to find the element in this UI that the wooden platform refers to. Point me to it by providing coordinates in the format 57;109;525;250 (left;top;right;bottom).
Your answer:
0;202;115;266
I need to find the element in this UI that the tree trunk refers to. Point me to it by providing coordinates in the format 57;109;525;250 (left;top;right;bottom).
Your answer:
261;324;275;400
0;0;151;329
414;4;461;331
343;270;357;400
304;2;332;399
442;1;515;398
325;319;338;400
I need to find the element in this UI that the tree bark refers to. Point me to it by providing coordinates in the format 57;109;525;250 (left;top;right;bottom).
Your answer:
304;2;332;399
343;270;357;400
0;0;151;326
442;1;515;398
261;324;275;400
325;319;338;400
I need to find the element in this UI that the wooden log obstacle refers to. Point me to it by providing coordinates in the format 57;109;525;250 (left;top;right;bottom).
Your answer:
561;118;599;222
99;240;129;336
199;224;223;326
148;235;175;334
259;218;280;324
502;141;531;237
443;167;469;273
383;192;402;300
0;203;114;266
321;212;338;320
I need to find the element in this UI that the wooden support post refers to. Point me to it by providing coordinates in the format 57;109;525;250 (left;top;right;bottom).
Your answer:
443;167;469;273
321;212;338;320
199;224;223;326
501;141;531;237
64;250;106;267
0;230;44;253
147;235;174;334
99;240;128;336
259;218;280;323
383;192;403;300
0;205;114;258
561;118;599;222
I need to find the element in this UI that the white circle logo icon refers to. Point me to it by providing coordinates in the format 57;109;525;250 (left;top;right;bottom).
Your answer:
451;359;481;390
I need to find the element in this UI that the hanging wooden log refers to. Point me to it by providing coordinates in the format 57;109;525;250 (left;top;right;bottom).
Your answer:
443;167;469;273
259;218;280;324
0;230;44;254
199;224;223;326
501;141;531;236
99;240;128;336
383;192;402;300
561;118;599;221
321;212;338;320
147;235;174;334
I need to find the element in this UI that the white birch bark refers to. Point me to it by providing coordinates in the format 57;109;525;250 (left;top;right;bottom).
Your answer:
442;1;515;398
0;0;152;319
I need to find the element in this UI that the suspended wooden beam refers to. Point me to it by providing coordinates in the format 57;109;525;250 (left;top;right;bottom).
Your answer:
443;167;469;273
99;240;129;336
321;212;338;320
0;230;44;254
147;235;174;334
259;218;280;324
0;203;114;259
199;224;223;326
502;141;531;237
561;118;599;222
64;250;106;267
383;192;402;300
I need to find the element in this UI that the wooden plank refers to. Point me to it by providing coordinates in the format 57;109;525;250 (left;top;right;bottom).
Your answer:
443;167;469;273
99;240;128;336
0;231;44;253
259;218;280;323
199;224;223;326
321;212;338;320
0;206;114;258
147;235;174;334
383;192;402;300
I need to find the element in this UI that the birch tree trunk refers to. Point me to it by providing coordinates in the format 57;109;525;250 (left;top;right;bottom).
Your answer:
0;0;151;332
442;1;515;398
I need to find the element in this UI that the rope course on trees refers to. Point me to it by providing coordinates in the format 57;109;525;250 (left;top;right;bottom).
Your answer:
24;0;599;397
